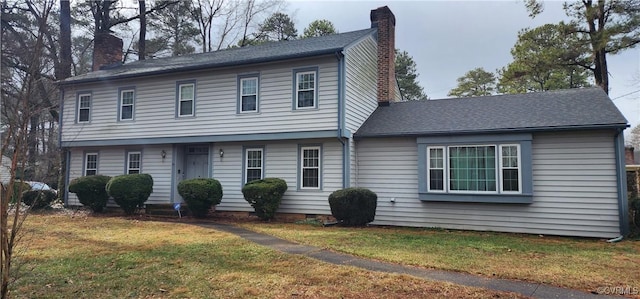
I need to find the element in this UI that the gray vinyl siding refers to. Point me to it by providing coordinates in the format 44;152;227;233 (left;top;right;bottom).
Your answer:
61;56;339;143
67;145;172;206
355;131;621;238
349;138;356;187
214;139;343;215
344;36;378;133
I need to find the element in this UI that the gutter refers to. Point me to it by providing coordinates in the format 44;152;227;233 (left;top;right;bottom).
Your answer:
353;124;629;139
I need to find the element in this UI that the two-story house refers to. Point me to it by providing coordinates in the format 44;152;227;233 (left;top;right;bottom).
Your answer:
59;6;630;238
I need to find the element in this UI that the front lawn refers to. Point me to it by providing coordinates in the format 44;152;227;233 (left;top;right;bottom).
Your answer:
9;214;524;298
239;222;640;295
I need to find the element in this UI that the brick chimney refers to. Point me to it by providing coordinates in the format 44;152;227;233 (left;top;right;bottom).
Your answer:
370;6;396;106
92;33;123;71
626;146;636;165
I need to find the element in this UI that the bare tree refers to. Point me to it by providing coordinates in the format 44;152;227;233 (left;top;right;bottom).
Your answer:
1;0;59;296
192;0;225;52
237;0;284;47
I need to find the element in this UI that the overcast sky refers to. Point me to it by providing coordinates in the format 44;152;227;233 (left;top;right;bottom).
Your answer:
287;0;640;131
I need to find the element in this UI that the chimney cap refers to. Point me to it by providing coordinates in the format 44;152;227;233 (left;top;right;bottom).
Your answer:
370;6;396;27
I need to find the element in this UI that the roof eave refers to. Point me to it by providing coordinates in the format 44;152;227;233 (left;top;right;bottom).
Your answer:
56;48;344;86
353;123;629;139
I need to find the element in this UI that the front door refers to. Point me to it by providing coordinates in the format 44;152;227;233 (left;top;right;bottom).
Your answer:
185;146;209;179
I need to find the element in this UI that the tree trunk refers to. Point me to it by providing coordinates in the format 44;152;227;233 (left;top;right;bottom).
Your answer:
584;0;609;94
139;0;146;60
59;0;72;79
58;0;72;201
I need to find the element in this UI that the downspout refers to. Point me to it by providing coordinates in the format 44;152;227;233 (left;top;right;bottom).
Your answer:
613;128;629;240
64;150;70;206
170;144;176;203
335;51;349;189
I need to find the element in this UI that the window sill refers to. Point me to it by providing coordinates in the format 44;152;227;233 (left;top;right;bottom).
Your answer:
297;188;323;192
419;192;533;204
293;106;319;111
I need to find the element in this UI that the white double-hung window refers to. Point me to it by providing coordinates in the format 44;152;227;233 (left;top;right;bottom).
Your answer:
119;89;135;121
300;146;320;189
84;153;98;176
295;70;317;109
127;151;141;174
244;148;263;183
77;93;91;123
240;77;258;113
177;82;195;117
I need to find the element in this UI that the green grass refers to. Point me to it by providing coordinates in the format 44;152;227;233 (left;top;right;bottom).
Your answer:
9;214;526;298
238;222;640;293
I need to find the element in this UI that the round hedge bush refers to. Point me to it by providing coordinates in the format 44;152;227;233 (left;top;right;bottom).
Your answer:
68;175;111;212
241;178;288;220
106;173;153;215
177;178;223;218
328;188;377;226
21;190;57;210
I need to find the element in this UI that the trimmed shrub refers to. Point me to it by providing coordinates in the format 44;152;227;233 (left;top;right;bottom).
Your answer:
21;190;57;210
68;175;111;212
177;178;223;218
106;173;153;215
328;188;377;226
242;178;288;220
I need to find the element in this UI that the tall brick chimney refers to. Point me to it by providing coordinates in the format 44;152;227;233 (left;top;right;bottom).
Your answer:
92;33;123;71
626;146;636;165
370;6;396;106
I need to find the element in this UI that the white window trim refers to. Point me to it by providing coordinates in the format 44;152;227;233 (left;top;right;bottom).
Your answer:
127;151;141;174
295;70;317;109
178;83;195;117
244;148;263;183
119;89;135;121
84;153;98;176
426;144;522;195
240;77;258;113
499;144;522;193
426;146;446;193
300;146;321;190
77;93;91;123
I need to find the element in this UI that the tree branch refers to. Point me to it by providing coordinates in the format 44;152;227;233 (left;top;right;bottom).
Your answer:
110;1;178;28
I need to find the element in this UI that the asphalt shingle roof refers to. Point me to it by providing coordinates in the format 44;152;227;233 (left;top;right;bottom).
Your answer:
59;28;376;85
355;87;628;137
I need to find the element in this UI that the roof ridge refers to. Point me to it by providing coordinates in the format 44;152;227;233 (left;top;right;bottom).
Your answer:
127;28;377;66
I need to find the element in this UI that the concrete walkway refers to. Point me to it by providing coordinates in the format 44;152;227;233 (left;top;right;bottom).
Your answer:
195;222;620;299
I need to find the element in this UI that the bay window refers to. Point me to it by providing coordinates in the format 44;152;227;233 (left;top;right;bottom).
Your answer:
418;134;532;203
